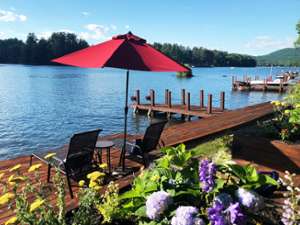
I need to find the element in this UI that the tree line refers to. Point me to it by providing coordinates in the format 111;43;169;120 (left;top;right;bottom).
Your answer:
153;43;256;67
0;32;257;67
0;32;88;65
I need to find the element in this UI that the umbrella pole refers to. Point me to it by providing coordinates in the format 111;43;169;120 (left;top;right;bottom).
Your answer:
121;70;130;171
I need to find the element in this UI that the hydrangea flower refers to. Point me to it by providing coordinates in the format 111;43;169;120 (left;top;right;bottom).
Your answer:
199;159;216;192
171;206;205;225
225;202;245;224
207;201;227;225
235;188;264;212
146;191;172;220
208;198;245;225
214;193;233;208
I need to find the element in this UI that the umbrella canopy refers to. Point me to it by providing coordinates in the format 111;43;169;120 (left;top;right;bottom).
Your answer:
52;32;188;172
52;32;189;72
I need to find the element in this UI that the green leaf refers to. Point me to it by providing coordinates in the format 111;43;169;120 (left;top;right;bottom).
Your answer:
135;206;146;218
119;190;143;200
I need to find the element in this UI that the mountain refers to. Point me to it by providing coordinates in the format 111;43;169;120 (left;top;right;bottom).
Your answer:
256;48;300;66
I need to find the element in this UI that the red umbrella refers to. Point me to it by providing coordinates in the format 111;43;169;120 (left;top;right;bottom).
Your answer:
52;32;189;171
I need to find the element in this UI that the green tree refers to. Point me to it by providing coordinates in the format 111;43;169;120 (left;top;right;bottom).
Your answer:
295;20;300;47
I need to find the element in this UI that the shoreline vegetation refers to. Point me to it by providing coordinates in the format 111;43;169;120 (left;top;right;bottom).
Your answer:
1;32;300;68
0;32;256;67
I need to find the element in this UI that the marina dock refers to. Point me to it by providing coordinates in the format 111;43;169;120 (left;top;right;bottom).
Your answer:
0;102;281;223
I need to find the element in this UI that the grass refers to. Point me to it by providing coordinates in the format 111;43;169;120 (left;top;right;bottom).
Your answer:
190;135;234;164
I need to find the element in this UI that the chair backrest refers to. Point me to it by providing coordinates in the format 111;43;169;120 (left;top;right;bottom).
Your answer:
142;120;167;153
66;129;101;174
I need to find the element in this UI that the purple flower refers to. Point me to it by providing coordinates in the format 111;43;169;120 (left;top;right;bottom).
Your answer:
235;188;264;212
214;193;233;208
225;202;245;225
208;199;245;225
146;191;172;220
171;206;205;225
199;159;217;192
207;201;227;225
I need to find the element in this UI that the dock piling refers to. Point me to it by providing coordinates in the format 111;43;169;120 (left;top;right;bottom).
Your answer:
168;91;172;108
136;90;140;105
200;90;204;108
220;91;225;111
186;92;191;121
165;89;169;105
150;89;155;106
207;94;212;114
181;89;186;105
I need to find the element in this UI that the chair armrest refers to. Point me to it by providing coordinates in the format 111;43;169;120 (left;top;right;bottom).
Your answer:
125;141;141;155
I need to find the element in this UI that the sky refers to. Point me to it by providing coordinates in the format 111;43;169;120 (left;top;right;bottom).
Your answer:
0;0;299;56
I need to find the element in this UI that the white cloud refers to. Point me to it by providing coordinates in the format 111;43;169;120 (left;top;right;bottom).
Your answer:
37;29;75;39
125;25;130;29
245;36;294;51
37;31;52;39
81;11;90;16
0;10;27;22
0;31;5;38
79;24;110;40
110;24;117;30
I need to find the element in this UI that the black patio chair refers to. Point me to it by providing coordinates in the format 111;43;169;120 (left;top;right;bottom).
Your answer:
29;129;101;198
118;120;167;167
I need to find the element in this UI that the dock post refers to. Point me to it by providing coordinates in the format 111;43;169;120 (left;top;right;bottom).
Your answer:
136;90;140;105
133;89;140;114
168;91;172;108
279;79;283;93
263;78;267;91
165;89;169;105
207;94;212;114
167;91;172;119
186;92;191;121
150;89;155;106
220;92;225;111
149;89;155;117
200;90;204;108
181;89;186;105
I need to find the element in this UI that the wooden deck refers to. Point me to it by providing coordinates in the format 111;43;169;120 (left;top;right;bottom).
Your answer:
0;102;274;223
160;102;273;146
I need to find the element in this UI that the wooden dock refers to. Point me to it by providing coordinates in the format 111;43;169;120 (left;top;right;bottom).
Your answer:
232;76;289;93
0;102;275;223
131;89;226;119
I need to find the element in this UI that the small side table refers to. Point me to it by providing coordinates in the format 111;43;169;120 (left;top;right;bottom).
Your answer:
95;140;115;174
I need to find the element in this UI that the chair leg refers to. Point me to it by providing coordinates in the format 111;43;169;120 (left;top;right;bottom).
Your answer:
142;153;150;167
47;164;52;183
29;155;33;166
66;173;74;199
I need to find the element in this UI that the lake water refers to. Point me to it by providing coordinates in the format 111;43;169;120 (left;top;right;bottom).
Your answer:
0;65;298;160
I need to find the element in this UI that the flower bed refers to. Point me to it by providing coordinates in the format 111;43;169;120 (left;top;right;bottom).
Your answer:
1;142;299;225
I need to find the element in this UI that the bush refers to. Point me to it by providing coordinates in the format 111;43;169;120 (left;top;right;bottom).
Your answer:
270;84;300;142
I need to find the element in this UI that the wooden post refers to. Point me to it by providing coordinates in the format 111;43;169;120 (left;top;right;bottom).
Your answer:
165;89;169;105
150;89;155;106
200;90;204;108
220;91;225;111
136;90;140;105
186;92;191;121
181;89;186;105
168;91;172;108
207;94;212;114
279;79;283;93
186;92;191;110
167;91;172;119
263;78;267;91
